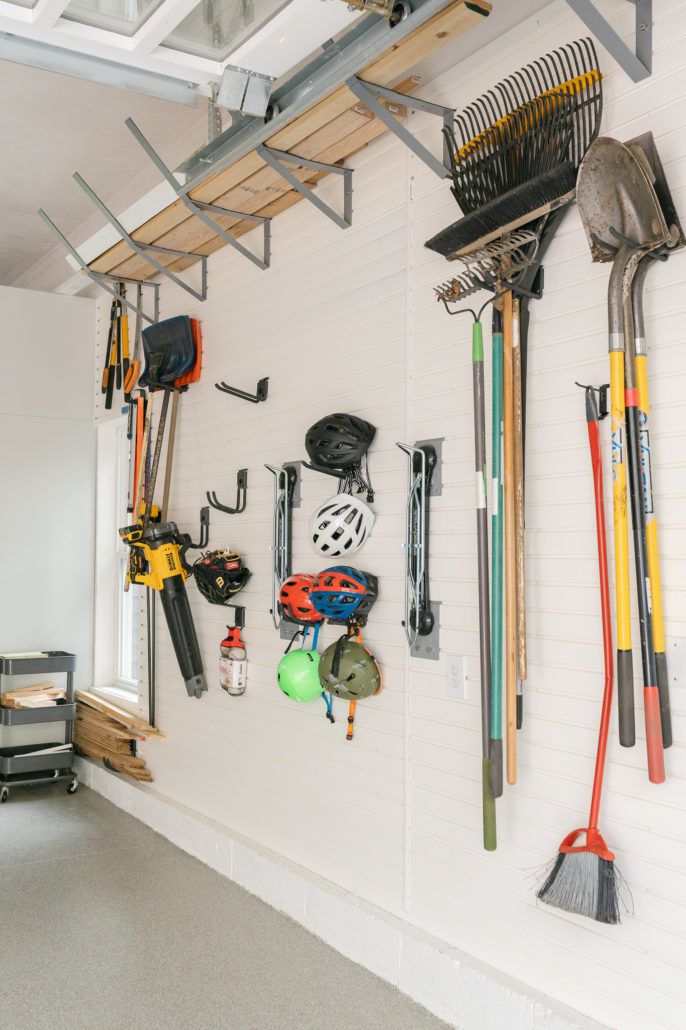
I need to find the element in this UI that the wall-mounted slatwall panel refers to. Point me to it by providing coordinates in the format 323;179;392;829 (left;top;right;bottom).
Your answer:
93;1;686;1026
125;133;414;920
406;3;686;1029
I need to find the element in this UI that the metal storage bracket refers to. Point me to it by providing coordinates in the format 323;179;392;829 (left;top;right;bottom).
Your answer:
411;601;441;660
417;436;443;496
207;469;248;514
256;145;353;230
265;462;300;629
346;77;454;178
184;506;211;548
126;118;271;272
72;172;209;303
38;209;160;324
564;0;652;81
215;376;269;403
397;441;439;650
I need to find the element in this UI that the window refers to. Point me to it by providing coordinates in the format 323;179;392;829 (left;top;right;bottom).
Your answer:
115;420;141;689
93;417;141;700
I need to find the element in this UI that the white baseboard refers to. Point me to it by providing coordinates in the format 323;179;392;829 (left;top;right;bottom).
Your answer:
75;757;606;1030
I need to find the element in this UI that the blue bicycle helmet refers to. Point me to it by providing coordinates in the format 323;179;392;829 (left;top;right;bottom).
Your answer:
310;566;378;623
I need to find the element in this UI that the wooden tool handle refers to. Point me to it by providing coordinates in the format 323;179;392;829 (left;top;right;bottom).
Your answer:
503;291;517;785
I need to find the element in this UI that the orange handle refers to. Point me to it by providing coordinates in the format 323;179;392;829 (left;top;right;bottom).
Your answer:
644;688;665;784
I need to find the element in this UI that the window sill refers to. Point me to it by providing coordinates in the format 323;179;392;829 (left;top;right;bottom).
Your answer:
92;684;141;715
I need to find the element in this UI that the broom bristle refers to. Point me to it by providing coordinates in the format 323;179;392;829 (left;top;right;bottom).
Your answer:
425;163;576;260
537;850;621;924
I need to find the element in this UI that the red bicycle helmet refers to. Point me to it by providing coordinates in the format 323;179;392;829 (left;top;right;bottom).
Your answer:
279;574;324;624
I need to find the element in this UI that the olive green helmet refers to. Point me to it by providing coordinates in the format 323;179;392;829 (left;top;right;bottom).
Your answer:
277;649;322;702
318;636;381;700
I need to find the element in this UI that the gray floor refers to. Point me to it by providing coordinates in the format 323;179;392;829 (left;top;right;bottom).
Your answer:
0;784;447;1030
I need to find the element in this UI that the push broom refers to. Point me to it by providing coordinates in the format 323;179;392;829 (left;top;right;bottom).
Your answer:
537;385;621;923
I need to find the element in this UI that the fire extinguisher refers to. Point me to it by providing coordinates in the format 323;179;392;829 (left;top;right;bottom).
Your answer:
220;607;247;696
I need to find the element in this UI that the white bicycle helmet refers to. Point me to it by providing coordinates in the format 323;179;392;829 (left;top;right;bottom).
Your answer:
309;493;375;557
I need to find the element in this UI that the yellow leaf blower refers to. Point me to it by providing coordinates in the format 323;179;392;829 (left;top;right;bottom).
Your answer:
119;520;206;699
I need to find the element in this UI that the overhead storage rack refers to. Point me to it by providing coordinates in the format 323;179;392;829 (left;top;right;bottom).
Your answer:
54;0;490;301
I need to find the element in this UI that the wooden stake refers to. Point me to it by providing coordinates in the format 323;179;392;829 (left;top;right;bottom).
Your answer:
502;290;517;784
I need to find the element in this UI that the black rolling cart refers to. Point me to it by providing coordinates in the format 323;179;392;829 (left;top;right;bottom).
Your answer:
0;651;78;803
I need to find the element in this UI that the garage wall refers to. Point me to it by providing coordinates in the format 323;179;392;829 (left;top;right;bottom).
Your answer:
0;285;96;695
94;2;685;1028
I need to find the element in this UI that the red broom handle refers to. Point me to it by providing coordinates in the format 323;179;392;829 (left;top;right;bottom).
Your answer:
587;410;614;832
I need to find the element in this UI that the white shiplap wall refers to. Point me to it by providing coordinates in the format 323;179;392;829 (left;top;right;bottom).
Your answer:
95;3;686;1027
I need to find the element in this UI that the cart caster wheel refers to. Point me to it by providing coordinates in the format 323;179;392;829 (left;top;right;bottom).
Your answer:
67;778;79;795
1;788;9;804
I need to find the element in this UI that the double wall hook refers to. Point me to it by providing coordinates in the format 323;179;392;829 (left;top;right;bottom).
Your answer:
397;442;437;649
265;463;298;630
215;377;269;403
207;469;248;514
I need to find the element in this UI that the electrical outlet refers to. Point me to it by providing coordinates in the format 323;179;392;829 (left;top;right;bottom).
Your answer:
447;656;468;700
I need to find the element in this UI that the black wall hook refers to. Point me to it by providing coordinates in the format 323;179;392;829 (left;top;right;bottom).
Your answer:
215;377;269;403
207;469;248;514
183;506;210;549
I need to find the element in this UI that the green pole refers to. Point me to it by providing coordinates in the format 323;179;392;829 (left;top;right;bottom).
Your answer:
489;307;504;800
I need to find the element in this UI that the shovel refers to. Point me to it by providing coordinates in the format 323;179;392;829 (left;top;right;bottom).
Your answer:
576;137;674;782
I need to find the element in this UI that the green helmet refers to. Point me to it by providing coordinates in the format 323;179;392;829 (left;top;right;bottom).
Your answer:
318;636;381;700
277;649;322;702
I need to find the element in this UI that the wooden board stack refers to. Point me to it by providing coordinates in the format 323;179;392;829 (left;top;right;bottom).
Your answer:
0;682;66;708
75;691;166;783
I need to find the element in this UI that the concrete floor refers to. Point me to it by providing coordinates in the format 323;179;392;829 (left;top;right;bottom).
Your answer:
0;784;447;1030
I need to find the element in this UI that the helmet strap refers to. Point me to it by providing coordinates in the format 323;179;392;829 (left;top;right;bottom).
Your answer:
283;628;305;654
331;633;347;678
346;699;357;741
321;690;335;723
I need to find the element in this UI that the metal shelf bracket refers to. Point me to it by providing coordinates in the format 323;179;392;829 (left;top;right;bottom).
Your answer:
256;144;353;230
72;172;209;303
564;0;652;81
38;209;160;323
126;118;271;272
346;77;453;178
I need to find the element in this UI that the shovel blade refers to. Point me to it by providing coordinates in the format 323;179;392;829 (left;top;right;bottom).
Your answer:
576;137;671;263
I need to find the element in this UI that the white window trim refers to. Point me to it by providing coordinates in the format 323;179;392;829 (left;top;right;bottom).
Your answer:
93;416;143;714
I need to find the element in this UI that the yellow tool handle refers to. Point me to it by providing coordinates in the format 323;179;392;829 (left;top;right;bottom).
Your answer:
611;351;631;651
635;354;664;652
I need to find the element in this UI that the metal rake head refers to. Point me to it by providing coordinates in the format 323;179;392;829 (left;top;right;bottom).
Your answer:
434;272;484;304
458;228;541;281
445;38;602;211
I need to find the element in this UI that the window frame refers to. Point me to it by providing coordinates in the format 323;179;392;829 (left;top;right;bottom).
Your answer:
92;415;142;710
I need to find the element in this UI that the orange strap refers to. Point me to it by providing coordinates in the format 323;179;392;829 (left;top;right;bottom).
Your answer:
346;700;356;741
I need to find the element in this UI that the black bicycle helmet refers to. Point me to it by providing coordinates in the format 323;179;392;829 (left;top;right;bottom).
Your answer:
193;550;251;605
305;413;376;471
